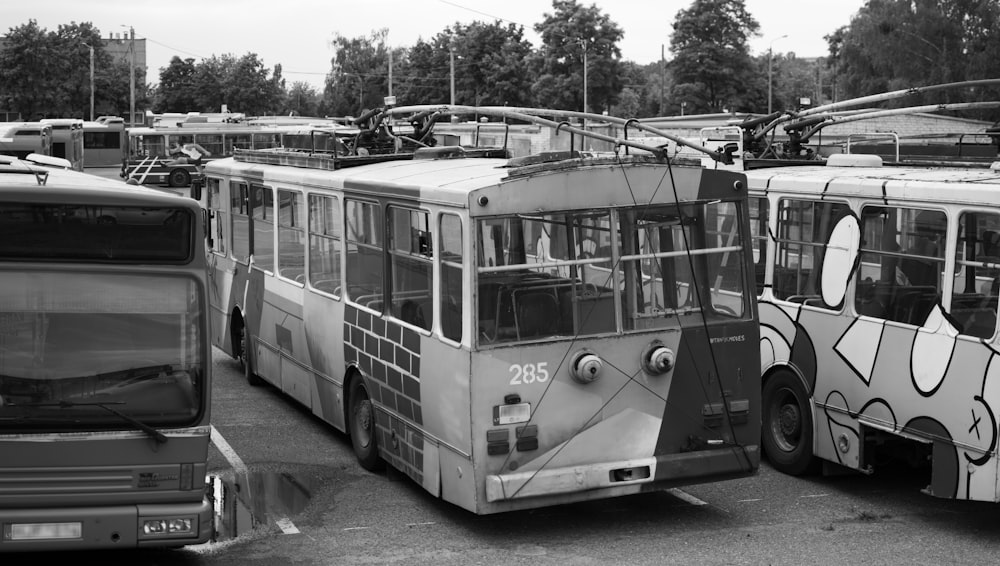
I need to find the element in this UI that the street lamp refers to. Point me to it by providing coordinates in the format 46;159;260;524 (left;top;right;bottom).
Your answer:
767;34;788;115
82;42;94;121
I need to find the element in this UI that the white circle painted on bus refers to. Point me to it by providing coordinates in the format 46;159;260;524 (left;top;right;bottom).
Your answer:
911;304;959;395
821;214;860;307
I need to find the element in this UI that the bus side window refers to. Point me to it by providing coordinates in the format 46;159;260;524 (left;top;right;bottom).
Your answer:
951;212;1000;339
440;213;463;342
388;206;432;331
773;198;850;308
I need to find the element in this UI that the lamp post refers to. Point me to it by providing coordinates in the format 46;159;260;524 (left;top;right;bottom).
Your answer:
82;42;94;121
122;25;135;126
767;34;788;115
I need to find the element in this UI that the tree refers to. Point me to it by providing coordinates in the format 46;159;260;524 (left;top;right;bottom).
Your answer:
668;0;760;114
156;53;285;114
287;82;321;117
323;29;402;117
829;0;1000;115
156;56;199;112
530;0;625;113
0;20;116;119
404;21;534;107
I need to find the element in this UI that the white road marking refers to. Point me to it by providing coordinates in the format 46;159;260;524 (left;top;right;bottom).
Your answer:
666;488;708;506
210;425;248;475
343;526;371;531
737;498;763;502
800;493;830;498
275;517;300;535
406;522;437;527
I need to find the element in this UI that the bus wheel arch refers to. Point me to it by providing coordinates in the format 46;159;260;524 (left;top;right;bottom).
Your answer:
232;311;263;386
168;167;191;188
346;371;385;471
762;366;820;475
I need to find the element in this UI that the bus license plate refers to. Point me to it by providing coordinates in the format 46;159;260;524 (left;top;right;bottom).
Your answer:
7;522;82;541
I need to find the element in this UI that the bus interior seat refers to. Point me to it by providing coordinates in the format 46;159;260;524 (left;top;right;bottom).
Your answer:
517;292;559;338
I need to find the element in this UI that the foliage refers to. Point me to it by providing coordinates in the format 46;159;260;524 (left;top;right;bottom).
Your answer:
828;0;1000;115
405;21;534;108
0;20;146;120
322;29;401;117
530;0;625;112
668;0;760;113
156;53;285;115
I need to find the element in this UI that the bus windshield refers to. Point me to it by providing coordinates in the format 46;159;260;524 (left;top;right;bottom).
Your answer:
477;200;748;345
0;272;204;429
0;203;192;262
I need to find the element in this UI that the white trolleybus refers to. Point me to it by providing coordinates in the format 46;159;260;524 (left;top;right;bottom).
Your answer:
201;105;761;514
0;155;213;551
700;80;1000;502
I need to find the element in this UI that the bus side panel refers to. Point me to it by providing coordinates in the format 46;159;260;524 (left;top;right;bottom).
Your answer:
253;276;306;400
417;337;472;505
207;253;238;355
303;289;347;432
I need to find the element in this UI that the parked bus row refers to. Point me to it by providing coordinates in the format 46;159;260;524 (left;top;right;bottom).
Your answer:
0;116;126;172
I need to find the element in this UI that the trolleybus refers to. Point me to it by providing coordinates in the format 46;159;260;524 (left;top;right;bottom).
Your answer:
82;116;126;168
202;105;760;514
746;153;1000;502
122;123;291;188
0;155;213;550
699;81;1000;502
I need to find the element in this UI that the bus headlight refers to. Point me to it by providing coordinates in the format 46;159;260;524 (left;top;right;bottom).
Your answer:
570;351;603;384
139;516;196;538
642;342;674;375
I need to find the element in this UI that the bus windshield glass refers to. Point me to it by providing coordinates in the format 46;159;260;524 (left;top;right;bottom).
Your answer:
0;271;204;429
0;203;192;262
476;200;748;345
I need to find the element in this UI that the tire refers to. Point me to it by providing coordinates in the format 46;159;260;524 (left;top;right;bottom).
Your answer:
238;324;264;386
349;377;384;471
762;369;820;475
168;168;191;188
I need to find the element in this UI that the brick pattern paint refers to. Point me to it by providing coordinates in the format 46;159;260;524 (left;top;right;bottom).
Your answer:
344;304;424;484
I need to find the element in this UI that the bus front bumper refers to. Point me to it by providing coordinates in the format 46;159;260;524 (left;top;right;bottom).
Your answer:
485;445;759;502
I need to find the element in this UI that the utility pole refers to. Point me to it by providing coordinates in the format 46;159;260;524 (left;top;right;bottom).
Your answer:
659;44;665;116
82;43;94;121
449;45;455;105
767;35;787;115
122;25;135;126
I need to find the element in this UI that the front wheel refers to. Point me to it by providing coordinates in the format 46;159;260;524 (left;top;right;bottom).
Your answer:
349;377;384;471
168;168;191;188
762;369;819;475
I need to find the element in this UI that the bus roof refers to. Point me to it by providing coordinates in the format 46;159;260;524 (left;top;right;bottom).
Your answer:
745;160;1000;206
205;148;731;215
0;155;196;205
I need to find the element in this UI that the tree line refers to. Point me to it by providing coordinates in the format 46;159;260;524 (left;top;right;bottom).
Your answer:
2;0;1000;123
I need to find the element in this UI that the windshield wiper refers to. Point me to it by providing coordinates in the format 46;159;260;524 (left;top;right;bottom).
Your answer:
11;400;168;444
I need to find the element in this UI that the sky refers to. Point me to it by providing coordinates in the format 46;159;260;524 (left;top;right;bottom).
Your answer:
9;0;866;91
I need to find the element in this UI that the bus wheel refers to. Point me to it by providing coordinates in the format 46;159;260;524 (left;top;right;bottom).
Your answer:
762;370;819;475
238;325;264;387
349;378;384;471
168;168;191;187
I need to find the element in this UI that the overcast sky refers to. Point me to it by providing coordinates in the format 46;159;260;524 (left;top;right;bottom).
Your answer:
9;0;865;90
